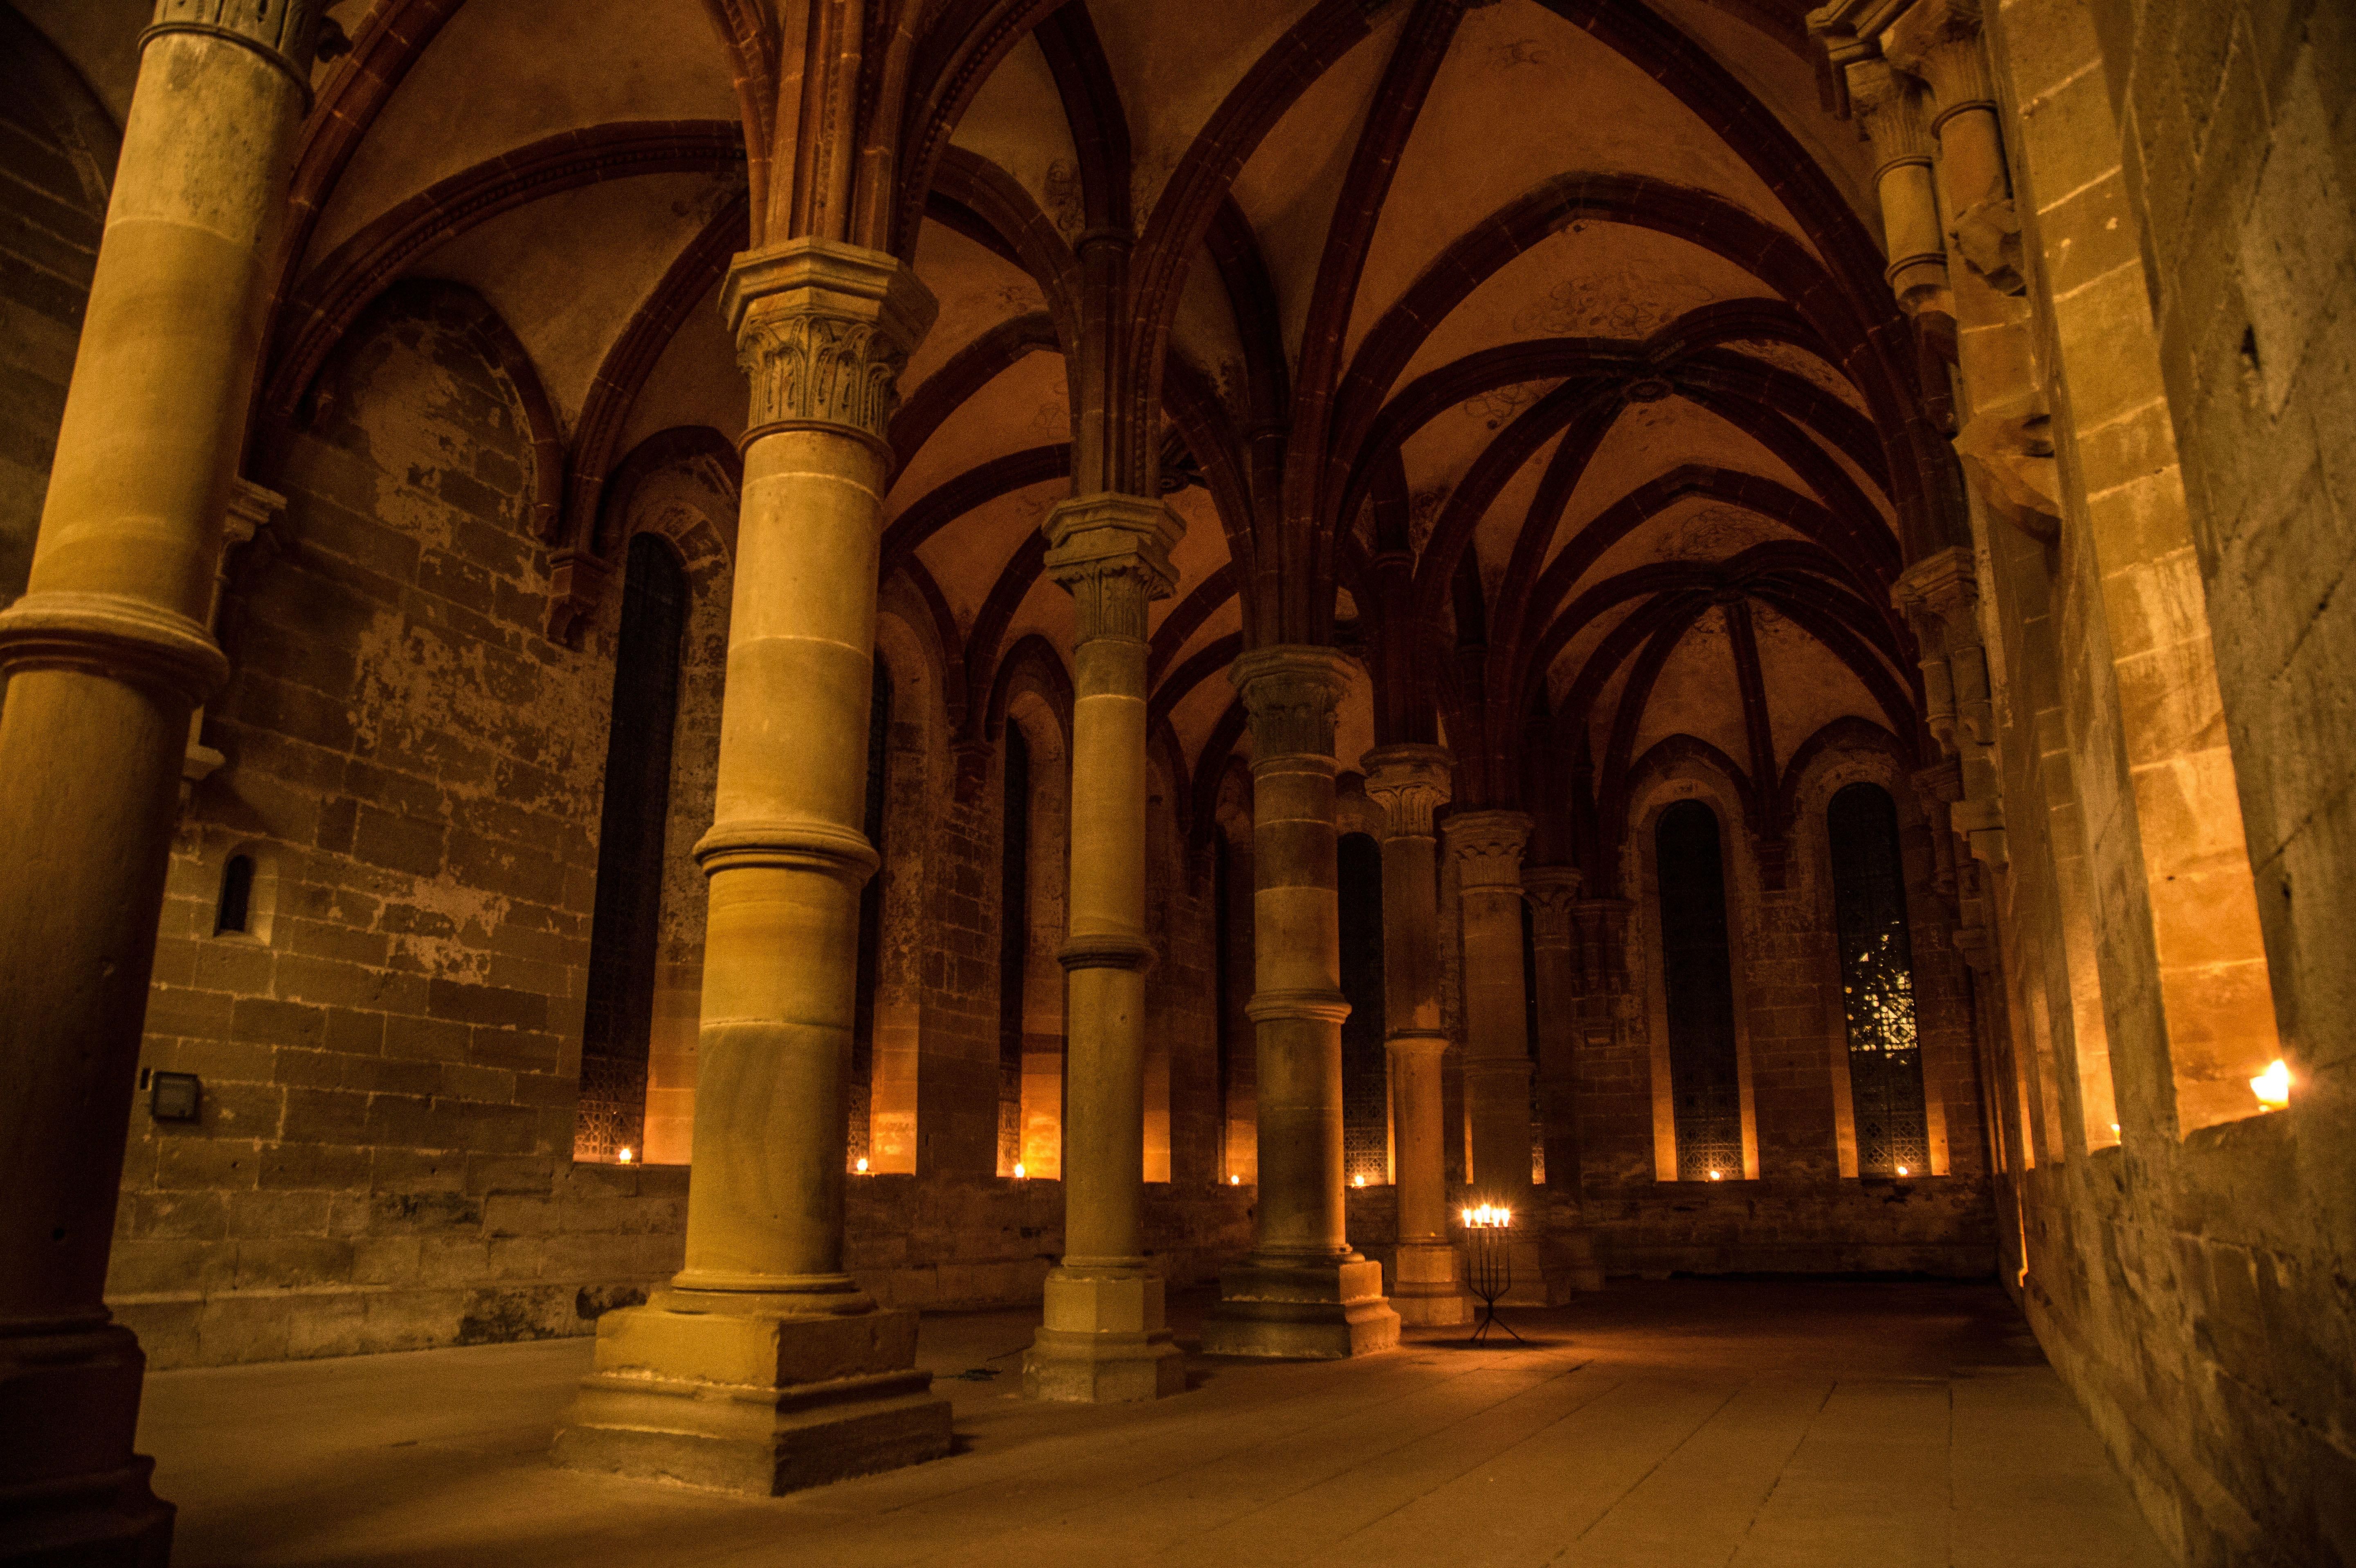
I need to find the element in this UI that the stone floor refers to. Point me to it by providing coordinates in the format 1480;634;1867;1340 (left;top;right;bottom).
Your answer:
139;1280;2173;1567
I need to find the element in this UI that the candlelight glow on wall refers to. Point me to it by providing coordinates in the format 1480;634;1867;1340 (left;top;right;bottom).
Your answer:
2251;1059;2290;1110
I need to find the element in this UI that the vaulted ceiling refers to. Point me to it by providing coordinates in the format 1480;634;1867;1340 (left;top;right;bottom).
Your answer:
25;0;1952;882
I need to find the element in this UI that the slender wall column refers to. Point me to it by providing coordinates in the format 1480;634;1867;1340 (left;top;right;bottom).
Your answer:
0;7;324;1560
1023;492;1184;1402
1446;810;1569;1304
1524;868;1605;1292
1362;746;1471;1326
1202;647;1400;1359
553;240;952;1495
1845;58;1954;326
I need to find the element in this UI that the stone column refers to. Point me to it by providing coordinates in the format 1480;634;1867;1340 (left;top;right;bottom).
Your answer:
1523;867;1605;1292
1023;492;1184;1402
1846;57;1953;327
1202;647;1400;1359
1361;745;1470;1325
553;239;952;1495
1446;810;1567;1305
0;6;324;1560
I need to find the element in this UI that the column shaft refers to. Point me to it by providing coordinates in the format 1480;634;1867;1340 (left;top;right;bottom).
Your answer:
1024;492;1183;1402
0;11;320;1561
1201;647;1399;1359
554;239;952;1495
1526;868;1604;1292
1364;745;1469;1326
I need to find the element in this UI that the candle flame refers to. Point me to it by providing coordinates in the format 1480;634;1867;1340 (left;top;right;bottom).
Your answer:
1708;1169;1723;1181
1013;1163;1026;1179
2251;1059;2291;1110
854;1157;869;1173
1895;1164;1910;1176
1351;1173;1365;1188
1230;1174;1241;1185
1461;1203;1511;1228
617;1147;633;1164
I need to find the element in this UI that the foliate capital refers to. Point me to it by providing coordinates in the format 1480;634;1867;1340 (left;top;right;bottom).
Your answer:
1845;58;1933;168
1522;865;1584;932
1444;809;1532;890
1884;0;1990;106
1044;492;1182;645
147;0;327;85
1892;544;1981;630
724;239;938;448
1361;744;1453;838
1232;645;1355;763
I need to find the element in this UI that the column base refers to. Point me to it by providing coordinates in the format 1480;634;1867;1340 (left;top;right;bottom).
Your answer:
1200;1255;1401;1360
551;1288;951;1496
1023;1267;1185;1403
1389;1240;1474;1326
0;1322;173;1568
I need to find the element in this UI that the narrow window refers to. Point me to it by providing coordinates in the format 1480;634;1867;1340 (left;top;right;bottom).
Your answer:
1656;800;1742;1180
1828;782;1931;1178
1337;832;1387;1184
1214;825;1233;1177
215;855;255;936
578;534;688;1163
850;654;892;1165
996;725;1031;1175
1523;895;1542;1182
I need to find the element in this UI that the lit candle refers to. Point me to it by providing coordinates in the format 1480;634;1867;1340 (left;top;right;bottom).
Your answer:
617;1147;634;1165
2250;1059;2291;1110
1351;1173;1365;1188
1895;1164;1909;1176
1013;1163;1026;1179
1708;1169;1722;1181
854;1156;869;1173
1230;1173;1241;1186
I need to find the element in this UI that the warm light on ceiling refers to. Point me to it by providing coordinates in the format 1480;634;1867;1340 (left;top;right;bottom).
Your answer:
2251;1058;2291;1110
617;1147;634;1164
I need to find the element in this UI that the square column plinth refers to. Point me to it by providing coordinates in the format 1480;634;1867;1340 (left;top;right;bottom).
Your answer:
1200;1257;1401;1360
1389;1240;1474;1326
1023;1268;1185;1402
551;1291;951;1496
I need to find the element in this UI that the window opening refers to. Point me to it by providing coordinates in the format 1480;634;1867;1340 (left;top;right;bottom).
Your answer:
850;654;891;1165
1338;832;1387;1184
577;534;688;1163
996;726;1030;1175
1523;896;1542;1183
1656;800;1742;1180
215;855;255;936
1828;782;1931;1177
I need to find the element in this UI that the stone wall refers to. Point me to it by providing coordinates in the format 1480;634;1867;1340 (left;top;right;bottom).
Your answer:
1966;3;2356;1564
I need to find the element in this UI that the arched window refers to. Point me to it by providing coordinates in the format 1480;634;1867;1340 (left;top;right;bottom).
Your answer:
996;724;1031;1175
1337;832;1387;1184
1828;782;1930;1177
578;534;688;1163
1656;800;1742;1180
215;855;255;936
850;653;891;1165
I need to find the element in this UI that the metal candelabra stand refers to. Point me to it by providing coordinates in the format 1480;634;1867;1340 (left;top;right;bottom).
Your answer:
1462;1208;1524;1346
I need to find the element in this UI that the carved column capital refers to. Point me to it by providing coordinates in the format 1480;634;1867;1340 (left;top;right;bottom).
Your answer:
1892;544;1981;630
1361;744;1453;838
1522;866;1583;940
1885;0;1991;107
1231;644;1355;763
1043;492;1182;645
1844;57;1934;169
1443;809;1531;891
146;0;328;89
724;239;938;454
